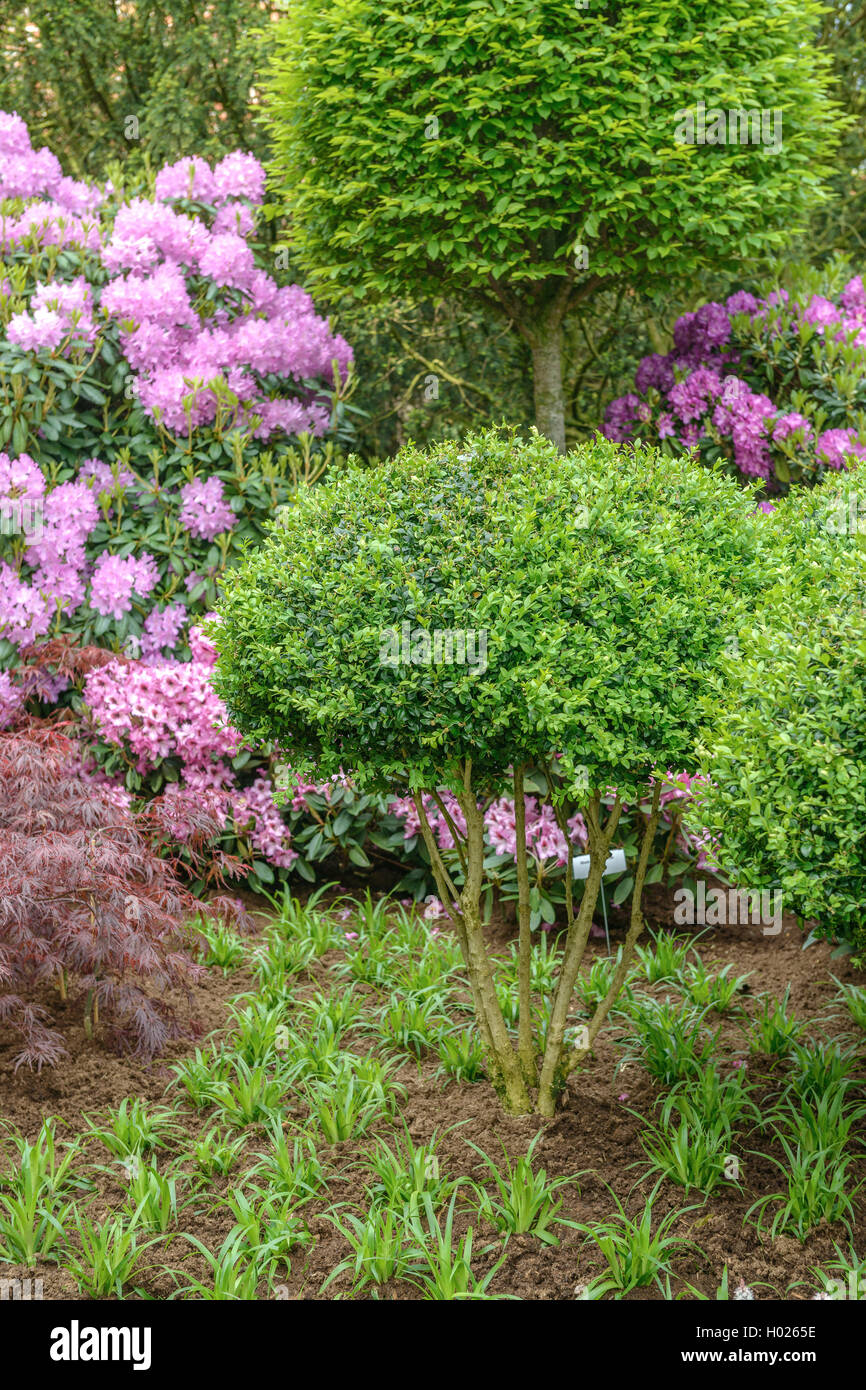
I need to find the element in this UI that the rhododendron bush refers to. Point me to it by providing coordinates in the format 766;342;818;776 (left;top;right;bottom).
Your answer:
0;110;351;670
80;620;300;891
0;112;357;879
603;264;866;492
389;774;713;929
68;617;414;891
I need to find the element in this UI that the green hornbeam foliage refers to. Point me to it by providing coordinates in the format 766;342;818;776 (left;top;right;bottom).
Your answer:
0;0;279;175
212;427;771;1114
264;0;847;449
698;473;866;966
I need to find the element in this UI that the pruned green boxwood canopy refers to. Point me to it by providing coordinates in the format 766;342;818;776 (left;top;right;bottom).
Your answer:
211;428;767;802
698;473;866;962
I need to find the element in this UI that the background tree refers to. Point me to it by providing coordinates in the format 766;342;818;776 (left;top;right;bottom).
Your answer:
0;0;279;175
264;0;847;449
808;2;866;258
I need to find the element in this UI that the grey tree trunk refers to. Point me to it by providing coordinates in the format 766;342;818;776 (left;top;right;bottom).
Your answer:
530;323;566;452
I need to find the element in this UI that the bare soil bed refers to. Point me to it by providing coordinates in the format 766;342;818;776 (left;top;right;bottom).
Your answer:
1;884;863;1302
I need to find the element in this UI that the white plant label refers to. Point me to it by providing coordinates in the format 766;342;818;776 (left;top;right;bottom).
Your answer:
571;847;627;881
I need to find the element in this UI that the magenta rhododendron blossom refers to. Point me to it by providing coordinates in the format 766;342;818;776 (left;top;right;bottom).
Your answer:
604;279;866;486
772;411;812;443
816;427;866;469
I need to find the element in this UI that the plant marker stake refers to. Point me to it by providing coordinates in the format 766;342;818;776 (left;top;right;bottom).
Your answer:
571;848;628;955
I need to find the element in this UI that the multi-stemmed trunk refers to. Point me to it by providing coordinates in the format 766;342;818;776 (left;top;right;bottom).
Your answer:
414;764;662;1116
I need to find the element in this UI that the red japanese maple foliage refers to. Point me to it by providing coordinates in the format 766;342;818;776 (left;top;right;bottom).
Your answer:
0;718;249;1070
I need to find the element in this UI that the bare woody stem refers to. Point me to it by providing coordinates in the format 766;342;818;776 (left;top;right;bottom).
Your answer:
537;793;622;1115
543;760;575;930
430;788;468;878
456;762;532;1113
512;763;537;1084
565;780;663;1075
412;787;498;1078
411;789;461;913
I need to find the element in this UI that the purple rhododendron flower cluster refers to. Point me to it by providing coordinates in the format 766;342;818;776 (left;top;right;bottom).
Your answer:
0;118;356;880
0;111;352;437
139;603;189;662
0;452;171;641
0;670;25;729
604;281;866;483
89;552;159;620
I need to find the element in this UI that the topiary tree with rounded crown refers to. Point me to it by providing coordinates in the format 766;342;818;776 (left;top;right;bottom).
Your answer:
263;0;847;449
212;427;770;1115
697;471;866;968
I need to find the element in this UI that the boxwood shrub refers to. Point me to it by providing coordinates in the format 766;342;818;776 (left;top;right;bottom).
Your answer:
698;472;866;966
213;427;769;1113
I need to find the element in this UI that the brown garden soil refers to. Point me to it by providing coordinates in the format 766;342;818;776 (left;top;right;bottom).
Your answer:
0;881;863;1301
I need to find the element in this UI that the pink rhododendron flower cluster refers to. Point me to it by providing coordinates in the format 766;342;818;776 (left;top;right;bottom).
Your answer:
0;559;52;645
83;622;296;869
0;669;25;730
138;603;189;662
1;111;352;437
0;447;252;660
84;630;241;776
0;112;95;211
231;773;297;869
604;280;866;483
89;552;159;620
179;477;235;540
388;789;589;864
7;277;97;352
0;449;202;651
389;771;714;883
